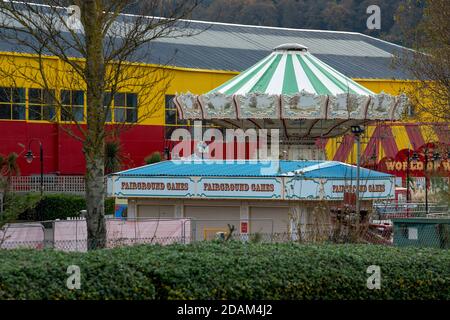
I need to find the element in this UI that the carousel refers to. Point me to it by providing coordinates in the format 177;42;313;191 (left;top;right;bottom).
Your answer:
174;43;408;159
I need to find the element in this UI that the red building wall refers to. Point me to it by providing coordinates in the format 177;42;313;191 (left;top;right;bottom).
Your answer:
0;121;165;176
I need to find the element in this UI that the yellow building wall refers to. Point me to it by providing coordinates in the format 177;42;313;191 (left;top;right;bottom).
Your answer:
3;51;438;164
354;79;413;96
0;52;237;126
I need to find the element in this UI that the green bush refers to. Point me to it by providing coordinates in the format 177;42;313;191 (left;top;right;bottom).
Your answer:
18;194;116;221
144;151;162;164
1;193;41;228
104;197;115;216
0;243;449;300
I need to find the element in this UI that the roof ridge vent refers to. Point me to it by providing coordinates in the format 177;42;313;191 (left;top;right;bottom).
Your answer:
273;43;308;52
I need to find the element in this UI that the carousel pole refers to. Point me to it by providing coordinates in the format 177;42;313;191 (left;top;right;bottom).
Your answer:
351;126;365;219
356;135;361;217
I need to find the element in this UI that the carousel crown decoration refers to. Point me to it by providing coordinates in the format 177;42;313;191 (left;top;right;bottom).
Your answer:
174;43;409;139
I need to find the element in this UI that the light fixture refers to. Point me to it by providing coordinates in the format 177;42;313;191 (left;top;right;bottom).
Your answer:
432;152;441;161
351;125;364;135
25;150;35;164
164;147;170;160
370;152;377;161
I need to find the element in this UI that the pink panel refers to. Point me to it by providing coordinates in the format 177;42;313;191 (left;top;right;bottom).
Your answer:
51;218;191;251
0;224;45;249
53;220;88;252
106;219;191;247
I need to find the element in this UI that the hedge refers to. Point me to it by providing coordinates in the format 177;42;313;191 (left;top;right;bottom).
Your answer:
18;194;115;221
0;242;449;300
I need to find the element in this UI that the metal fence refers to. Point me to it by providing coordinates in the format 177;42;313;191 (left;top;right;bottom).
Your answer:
373;202;449;219
9;217;191;252
189;218;274;242
9;176;85;194
2;215;450;251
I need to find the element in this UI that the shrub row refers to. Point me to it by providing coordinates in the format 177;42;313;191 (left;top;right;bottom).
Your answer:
18;194;115;221
0;242;449;300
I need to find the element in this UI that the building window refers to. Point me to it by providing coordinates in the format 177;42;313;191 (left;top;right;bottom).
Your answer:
104;92;112;122
0;87;26;120
114;92;137;123
164;95;222;139
61;90;85;122
408;104;415;117
165;95;187;126
28;88;56;121
165;95;190;139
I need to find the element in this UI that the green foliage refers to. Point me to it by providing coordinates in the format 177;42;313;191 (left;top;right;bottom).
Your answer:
192;0;423;46
437;224;450;249
0;152;21;195
0;193;41;228
17;194;116;221
104;197;115;217
105;140;123;174
0;249;156;299
0;152;20;177
145;151;162;164
249;232;263;243
1;243;449;300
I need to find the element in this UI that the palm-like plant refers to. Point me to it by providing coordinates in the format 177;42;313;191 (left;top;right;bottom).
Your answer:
0;152;20;216
104;140;123;175
2;153;20;176
0;152;20;194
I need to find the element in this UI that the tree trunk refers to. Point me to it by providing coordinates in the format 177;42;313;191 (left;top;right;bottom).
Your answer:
84;154;106;249
82;1;107;249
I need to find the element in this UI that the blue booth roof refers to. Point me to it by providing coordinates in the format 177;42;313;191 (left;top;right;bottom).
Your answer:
113;160;393;180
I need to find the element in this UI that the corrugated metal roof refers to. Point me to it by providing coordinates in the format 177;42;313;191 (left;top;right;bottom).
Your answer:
113;160;393;180
145;19;412;79
0;7;414;80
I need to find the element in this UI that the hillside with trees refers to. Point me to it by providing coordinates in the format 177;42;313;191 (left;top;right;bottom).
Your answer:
192;0;424;46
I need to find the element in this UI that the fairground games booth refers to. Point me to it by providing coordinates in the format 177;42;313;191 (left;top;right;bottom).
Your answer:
107;160;395;240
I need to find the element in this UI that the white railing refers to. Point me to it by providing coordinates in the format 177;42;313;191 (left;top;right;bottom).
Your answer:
373;202;449;217
10;176;85;194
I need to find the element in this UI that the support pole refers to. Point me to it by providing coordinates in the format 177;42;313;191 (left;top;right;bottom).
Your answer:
355;134;361;218
40;143;44;197
406;149;410;203
406;149;410;217
351;125;364;237
424;150;428;215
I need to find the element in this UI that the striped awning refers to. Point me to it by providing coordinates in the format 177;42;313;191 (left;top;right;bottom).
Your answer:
210;43;373;96
174;43;409;136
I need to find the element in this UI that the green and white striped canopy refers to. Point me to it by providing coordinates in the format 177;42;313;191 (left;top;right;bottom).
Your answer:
210;43;374;96
174;43;408;127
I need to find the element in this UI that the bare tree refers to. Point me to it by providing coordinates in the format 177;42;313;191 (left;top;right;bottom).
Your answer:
394;0;450;122
0;0;200;249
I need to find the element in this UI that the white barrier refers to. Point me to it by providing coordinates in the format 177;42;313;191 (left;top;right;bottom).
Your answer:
0;223;45;249
106;219;191;247
10;176;85;194
53;219;88;252
52;218;191;252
